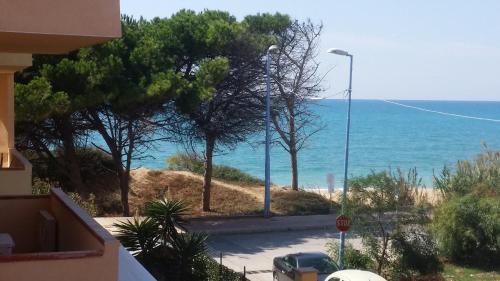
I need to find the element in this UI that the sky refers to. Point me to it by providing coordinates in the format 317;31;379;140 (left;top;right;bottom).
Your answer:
120;0;500;101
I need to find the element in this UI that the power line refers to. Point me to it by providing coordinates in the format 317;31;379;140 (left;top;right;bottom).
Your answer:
321;89;348;99
380;99;500;123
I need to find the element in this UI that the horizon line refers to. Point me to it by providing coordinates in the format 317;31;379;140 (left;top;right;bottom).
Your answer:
314;97;500;102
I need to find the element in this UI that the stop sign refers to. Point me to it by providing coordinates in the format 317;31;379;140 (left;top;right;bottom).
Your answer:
336;215;351;232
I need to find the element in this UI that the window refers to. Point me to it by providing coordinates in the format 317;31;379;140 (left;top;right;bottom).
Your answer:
298;256;339;274
284;256;297;268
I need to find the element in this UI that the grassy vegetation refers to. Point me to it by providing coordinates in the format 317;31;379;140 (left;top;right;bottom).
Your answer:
167;154;265;185
442;263;500;281
433;149;500;281
271;189;336;215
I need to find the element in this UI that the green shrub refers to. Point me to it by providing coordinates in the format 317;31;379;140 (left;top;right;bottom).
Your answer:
431;194;500;263
204;255;247;281
75;148;117;185
26;148;117;192
68;192;98;217
32;177;52;195
32;177;98;217
167;154;205;174
434;149;500;197
391;227;442;278
346;168;431;278
167;153;264;185
326;240;373;270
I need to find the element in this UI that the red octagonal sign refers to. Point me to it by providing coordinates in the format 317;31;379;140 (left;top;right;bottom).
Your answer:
336;215;351;232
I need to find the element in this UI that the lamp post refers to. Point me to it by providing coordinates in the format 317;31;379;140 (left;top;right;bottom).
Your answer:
264;45;278;218
327;48;353;269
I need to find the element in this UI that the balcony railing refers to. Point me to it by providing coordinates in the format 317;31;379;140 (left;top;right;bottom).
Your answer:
0;189;120;281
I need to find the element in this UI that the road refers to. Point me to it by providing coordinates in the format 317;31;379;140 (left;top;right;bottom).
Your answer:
207;229;362;281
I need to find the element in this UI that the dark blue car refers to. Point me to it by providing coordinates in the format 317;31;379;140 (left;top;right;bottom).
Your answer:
273;252;339;281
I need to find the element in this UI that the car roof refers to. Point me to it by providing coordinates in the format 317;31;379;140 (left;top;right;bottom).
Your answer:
290;252;329;259
326;270;387;281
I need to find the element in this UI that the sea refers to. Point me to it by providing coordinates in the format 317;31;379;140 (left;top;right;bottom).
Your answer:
134;99;500;189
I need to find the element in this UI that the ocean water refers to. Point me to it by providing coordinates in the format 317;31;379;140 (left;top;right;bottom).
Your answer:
135;99;500;188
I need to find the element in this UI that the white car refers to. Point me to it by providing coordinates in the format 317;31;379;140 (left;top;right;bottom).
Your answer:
325;269;387;281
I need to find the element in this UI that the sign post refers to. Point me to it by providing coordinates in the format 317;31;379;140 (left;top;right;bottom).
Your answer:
326;173;334;200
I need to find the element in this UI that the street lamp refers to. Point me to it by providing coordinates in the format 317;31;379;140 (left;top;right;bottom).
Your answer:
264;45;278;218
327;48;353;269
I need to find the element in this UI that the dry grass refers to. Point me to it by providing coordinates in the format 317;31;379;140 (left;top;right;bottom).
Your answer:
92;168;338;217
271;189;337;215
128;169;263;216
90;169;439;217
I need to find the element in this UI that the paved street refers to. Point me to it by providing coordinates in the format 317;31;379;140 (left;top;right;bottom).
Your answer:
96;215;362;281
207;229;362;281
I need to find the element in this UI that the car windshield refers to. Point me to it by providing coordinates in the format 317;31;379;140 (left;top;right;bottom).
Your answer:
298;256;339;274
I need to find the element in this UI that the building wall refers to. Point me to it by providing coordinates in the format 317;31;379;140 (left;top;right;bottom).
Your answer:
0;73;14;150
0;55;33;195
50;195;105;252
0;247;119;281
0;0;121;54
0;196;50;253
0;191;120;281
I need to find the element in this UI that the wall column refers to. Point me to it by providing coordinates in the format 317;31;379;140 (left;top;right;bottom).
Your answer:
0;72;15;154
0;53;32;195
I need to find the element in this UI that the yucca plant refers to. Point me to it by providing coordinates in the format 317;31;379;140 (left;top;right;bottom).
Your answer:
114;217;159;261
168;233;209;280
114;198;213;281
145;198;188;244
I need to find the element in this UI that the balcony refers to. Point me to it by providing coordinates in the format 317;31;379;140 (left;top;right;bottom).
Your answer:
0;0;121;54
0;188;120;281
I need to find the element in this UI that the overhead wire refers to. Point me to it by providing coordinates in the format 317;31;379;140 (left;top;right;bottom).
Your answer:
380;99;500;123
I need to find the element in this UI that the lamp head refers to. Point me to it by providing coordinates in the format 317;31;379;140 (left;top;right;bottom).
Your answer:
268;45;279;53
327;48;350;56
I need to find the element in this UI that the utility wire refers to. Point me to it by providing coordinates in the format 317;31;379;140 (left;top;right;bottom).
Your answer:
321;89;348;99
380;99;500;123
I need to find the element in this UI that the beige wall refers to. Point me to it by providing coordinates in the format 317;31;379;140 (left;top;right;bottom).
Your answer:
0;73;14;150
0;247;119;281
0;0;121;54
0;191;120;281
0;54;32;195
0;196;50;253
50;196;104;252
0;167;32;195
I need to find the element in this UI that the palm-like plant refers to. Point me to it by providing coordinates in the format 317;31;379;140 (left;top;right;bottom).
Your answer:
145;198;188;244
114;217;159;260
114;198;204;280
168;233;209;280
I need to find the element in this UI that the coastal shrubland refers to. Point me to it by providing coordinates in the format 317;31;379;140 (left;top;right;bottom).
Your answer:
326;240;373;270
432;149;500;265
271;189;334;215
338;168;441;280
432;195;499;263
326;152;500;281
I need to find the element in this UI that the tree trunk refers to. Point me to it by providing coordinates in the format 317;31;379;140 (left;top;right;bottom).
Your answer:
121;120;135;217
290;148;299;191
59;117;85;192
202;136;215;212
288;103;299;191
377;236;389;275
119;168;130;216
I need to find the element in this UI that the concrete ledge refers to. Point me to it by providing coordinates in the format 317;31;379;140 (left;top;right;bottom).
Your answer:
185;214;338;235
